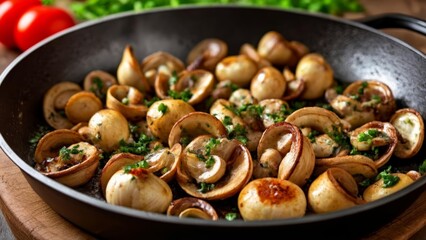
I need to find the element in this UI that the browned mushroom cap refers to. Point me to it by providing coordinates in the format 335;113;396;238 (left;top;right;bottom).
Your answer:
168;112;227;148
117;45;151;93
141;51;185;87
83;70;117;100
257;31;294;67
363;173;414;202
106;84;148;122
343;80;396;122
65;91;103;125
215;55;258;87
349;121;398;168
314;155;378;182
34;129;100;187
250;66;287;101
239;43;271;69
390;108;425;159
146;99;195;144
171;69;215;105
256;122;315;187
100;152;143;197
186;38;228;72
238;178;306;220
295;53;334;100
167;197;218;220
144;143;182;183
88;109;130;152
308;167;365;214
43;81;82;129
176;136;253;200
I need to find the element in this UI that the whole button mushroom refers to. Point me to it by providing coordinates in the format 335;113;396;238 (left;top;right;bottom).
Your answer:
363;172;414;202
146;99;195;144
250;66;287;101
215;55;258;87
88;109;130;152
295;53;334;100
238;178;306;220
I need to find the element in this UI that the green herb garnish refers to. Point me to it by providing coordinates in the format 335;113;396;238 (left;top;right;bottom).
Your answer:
225;212;238;221
158;103;168;114
198;182;215;193
376;166;400;188
59;145;83;161
168;89;193;102
419;159;426;175
124;160;149;173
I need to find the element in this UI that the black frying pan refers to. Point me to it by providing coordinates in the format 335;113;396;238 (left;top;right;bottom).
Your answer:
0;5;425;240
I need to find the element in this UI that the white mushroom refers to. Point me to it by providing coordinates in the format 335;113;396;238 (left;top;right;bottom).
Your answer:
215;55;258;87
250;66;287;101
117;45;151;93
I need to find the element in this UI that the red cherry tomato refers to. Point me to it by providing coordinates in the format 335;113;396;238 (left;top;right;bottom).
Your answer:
14;5;75;51
0;0;41;48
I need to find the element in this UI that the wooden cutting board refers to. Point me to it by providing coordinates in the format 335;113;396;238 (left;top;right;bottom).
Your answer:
0;0;425;239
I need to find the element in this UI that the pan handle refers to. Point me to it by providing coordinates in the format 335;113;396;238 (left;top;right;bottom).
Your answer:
356;13;426;36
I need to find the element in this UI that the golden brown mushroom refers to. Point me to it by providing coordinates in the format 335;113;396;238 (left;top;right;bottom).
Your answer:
308;168;365;214
117;45;151;93
186;38;228;71
170;69;215;105
390;108;425;159
141;51;185;87
215;55;258;87
167;197;218;220
34;129;100;187
83;70;117;100
363;172;414;202
106;84;148;122
176;135;253;200
65;91;103;125
238;178;306;220
43;81;82;129
257;31;294;67
250;66;287;101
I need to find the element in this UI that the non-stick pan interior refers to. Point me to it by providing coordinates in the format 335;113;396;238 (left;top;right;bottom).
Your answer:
0;5;425;239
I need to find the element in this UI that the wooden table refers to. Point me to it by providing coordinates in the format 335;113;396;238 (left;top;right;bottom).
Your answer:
1;0;426;239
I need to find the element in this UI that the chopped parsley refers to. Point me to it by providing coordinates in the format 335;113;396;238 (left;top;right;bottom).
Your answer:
227;124;248;145
357;129;379;144
376;166;400;188
266;104;291;123
158;103;168;114
180;136;190;146
307;129;320;143
224;82;240;92
144;96;160;107
205;156;215;168
198;182;215;193
117;134;155;155
205;138;220;156
90;77;105;99
168;89;193;102
29;125;51;148
121;97;130;105
123;160;149;173
225;212;238;221
168;71;179;86
59;145;83;161
327;125;350;149
419;159;426;175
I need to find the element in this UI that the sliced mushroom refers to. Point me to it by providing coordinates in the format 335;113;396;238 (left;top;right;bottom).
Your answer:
146;99;195;144
186;38;228;71
65;91;103;124
154;70;173;100
83;70;117;100
87;109;130;152
308;168;365;214
141;51;185;87
282;67;305;101
117;45;151;93
106;84;148;122
43;81;82;129
145;143;182;182
239;43;271;68
349;121;398;168
100;152;143;197
34;129;100;187
250;66;287;101
257;31;294;67
106;168;172;213
343;80;396;122
295;53;334;100
176;135;253;200
215;55;258;87
390;108;424;159
171;69;215;105
256;122;315;187
168;112;227;148
314;155;378;182
167;197;218;220
363;173;414;202
238;178;306;220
